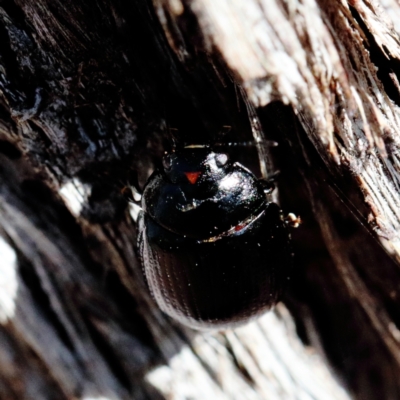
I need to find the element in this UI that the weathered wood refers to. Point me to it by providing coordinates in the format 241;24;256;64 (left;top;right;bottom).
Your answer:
1;0;400;399
153;0;400;397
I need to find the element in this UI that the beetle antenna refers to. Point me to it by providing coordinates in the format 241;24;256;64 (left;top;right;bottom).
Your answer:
123;171;142;205
211;125;232;146
213;140;278;148
168;127;179;151
237;85;275;180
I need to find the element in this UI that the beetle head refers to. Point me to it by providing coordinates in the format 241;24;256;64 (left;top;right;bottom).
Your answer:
162;146;230;187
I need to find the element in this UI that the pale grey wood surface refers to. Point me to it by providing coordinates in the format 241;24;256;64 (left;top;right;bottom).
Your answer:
0;0;399;399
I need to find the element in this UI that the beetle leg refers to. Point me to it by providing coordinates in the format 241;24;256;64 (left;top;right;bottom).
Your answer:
258;169;281;194
259;179;275;195
124;171;142;205
265;170;280;182
284;213;301;228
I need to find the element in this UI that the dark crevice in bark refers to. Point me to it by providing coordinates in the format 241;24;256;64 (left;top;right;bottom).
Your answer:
84;316;134;392
349;5;400;107
223;336;256;385
0;140;22;159
18;254;76;353
93;264;157;351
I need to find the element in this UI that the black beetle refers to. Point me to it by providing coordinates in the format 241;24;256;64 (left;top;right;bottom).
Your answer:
137;145;293;329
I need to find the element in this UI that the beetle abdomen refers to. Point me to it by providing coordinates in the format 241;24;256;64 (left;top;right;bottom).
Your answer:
139;203;292;329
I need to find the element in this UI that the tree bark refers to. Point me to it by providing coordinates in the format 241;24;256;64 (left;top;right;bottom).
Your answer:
0;0;399;399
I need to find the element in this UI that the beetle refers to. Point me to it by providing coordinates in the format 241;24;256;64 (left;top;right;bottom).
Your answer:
137;145;294;330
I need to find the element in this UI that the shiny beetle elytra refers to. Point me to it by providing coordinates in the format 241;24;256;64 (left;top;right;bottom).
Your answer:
137;145;293;329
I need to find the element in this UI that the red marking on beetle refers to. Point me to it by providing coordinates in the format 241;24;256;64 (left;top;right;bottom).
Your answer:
235;224;246;232
185;172;201;184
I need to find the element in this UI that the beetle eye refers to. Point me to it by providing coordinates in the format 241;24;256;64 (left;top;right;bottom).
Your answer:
162;155;172;171
215;153;228;167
